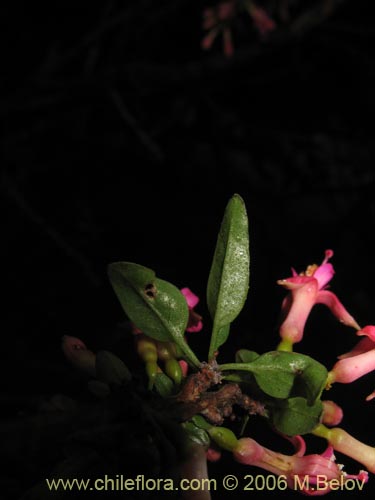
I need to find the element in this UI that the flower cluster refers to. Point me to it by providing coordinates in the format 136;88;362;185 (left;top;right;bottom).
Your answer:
62;193;375;497
201;0;276;57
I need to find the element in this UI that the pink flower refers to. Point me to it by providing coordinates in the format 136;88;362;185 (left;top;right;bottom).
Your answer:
277;250;360;350
314;424;375;475
181;288;203;332
201;1;236;57
233;437;366;495
246;2;276;38
61;335;96;376
328;325;375;400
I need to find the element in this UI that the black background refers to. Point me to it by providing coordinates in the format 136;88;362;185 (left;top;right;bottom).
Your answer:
2;1;375;499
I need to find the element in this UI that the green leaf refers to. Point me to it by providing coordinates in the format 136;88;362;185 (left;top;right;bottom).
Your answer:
182;422;210;447
207;194;250;360
235;349;259;363
108;262;200;368
154;373;174;398
95;350;132;385
220;351;327;403
271;397;323;436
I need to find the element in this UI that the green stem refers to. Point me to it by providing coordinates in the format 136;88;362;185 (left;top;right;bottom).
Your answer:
208;322;220;361
276;339;293;352
178;342;201;369
219;362;255;372
311;423;331;440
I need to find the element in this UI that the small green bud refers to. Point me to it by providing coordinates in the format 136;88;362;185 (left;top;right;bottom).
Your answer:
156;341;172;361
137;337;158;363
165;358;182;385
145;361;159;389
208;427;238;452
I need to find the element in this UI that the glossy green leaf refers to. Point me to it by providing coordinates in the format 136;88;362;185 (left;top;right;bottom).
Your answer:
271;397;323;436
207;194;250;360
108;262;200;368
154;373;174;398
182;422;210;447
95;350;132;385
220;351;327;403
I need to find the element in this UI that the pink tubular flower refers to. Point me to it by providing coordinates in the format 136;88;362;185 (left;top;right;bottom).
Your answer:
233;437;366;495
328;325;375;400
181;288;203;332
62;335;96;376
314;424;375;474
277;250;360;350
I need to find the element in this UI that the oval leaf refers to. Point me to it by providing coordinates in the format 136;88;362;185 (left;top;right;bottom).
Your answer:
108;262;200;367
207;194;250;359
271;397;323;436
220;351;327;402
249;351;327;402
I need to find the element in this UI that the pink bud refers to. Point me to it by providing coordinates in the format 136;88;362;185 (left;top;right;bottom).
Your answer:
321;401;344;426
62;335;96;376
179;360;189;378
206;447;221;462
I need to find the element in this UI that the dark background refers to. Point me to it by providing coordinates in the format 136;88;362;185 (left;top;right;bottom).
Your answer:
1;0;375;499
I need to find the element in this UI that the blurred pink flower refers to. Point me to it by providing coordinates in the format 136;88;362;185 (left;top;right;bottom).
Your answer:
201;1;236;57
246;2;276;38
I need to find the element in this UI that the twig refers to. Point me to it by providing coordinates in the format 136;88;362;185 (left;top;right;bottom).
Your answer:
109;87;164;163
1;172;101;288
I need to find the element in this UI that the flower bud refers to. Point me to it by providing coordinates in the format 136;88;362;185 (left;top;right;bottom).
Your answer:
165;358;182;385
145;361;159;389
321;401;343;426
208;427;238;452
156;341;173;361
62;335;96;376
136;336;158;363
